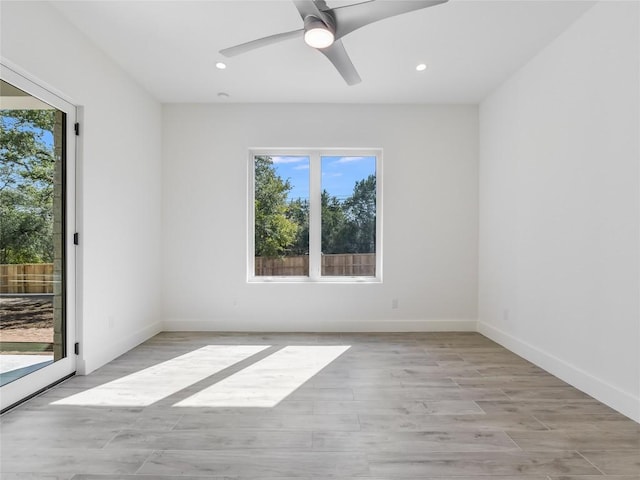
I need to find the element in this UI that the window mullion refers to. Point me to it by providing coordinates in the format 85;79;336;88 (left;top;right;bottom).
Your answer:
248;153;256;279
308;152;322;279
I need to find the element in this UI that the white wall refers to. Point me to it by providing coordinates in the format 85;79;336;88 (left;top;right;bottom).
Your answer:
162;104;478;331
479;1;640;421
1;2;164;374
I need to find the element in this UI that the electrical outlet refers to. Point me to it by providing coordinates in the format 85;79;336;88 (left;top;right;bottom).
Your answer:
392;298;399;309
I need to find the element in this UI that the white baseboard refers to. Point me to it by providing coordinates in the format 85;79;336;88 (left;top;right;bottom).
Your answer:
162;318;476;333
478;321;640;423
77;320;163;375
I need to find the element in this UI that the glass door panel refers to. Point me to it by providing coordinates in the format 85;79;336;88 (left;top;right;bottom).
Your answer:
0;66;76;411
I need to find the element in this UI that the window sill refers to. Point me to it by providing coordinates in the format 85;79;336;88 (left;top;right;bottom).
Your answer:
247;276;382;284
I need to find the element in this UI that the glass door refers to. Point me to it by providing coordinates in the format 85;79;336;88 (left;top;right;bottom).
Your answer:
0;65;76;411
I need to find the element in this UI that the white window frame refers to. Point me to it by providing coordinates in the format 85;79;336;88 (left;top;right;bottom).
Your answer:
248;148;382;283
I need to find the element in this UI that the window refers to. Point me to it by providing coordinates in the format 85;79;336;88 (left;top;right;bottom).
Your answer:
249;149;381;282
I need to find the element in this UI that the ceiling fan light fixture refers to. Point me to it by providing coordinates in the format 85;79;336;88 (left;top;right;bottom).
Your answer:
219;0;449;85
303;16;334;49
304;28;334;49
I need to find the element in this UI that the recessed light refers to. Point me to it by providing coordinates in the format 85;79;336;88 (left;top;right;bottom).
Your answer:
216;62;227;70
217;92;230;99
416;63;427;72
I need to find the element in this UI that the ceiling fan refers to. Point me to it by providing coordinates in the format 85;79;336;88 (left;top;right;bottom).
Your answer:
220;0;448;86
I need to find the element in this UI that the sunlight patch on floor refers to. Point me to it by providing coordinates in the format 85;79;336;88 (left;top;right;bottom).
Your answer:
174;345;350;407
51;345;269;407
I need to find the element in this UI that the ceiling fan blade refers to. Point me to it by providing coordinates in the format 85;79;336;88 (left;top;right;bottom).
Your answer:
332;0;448;39
293;0;334;26
313;0;331;12
220;29;303;57
292;0;324;19
318;39;361;85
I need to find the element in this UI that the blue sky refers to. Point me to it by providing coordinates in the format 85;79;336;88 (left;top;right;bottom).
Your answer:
271;155;376;201
1;115;54;145
1;115;55;188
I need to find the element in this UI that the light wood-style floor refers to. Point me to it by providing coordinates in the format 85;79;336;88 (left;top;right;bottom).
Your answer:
1;332;638;479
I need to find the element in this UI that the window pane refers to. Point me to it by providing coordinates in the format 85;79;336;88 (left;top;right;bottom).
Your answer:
0;80;67;385
321;156;376;277
254;155;309;276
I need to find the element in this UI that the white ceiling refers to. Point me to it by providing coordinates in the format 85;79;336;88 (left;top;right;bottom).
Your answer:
51;0;595;104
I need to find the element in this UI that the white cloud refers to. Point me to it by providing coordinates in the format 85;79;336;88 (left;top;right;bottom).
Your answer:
271;156;307;164
333;156;368;164
294;164;309;170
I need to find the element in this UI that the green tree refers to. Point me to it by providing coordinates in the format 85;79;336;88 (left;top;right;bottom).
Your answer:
0;110;56;264
319;175;376;254
254;156;298;257
321;190;348;254
342;174;376;253
287;197;309;255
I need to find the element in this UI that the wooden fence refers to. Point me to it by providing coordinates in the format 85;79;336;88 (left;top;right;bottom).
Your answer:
255;253;375;277
0;263;55;294
1;256;376;292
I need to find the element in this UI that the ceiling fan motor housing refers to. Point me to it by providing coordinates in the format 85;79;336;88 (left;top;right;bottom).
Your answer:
304;14;334;32
303;14;336;48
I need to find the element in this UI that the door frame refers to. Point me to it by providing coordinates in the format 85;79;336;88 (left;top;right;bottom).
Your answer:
0;63;78;412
